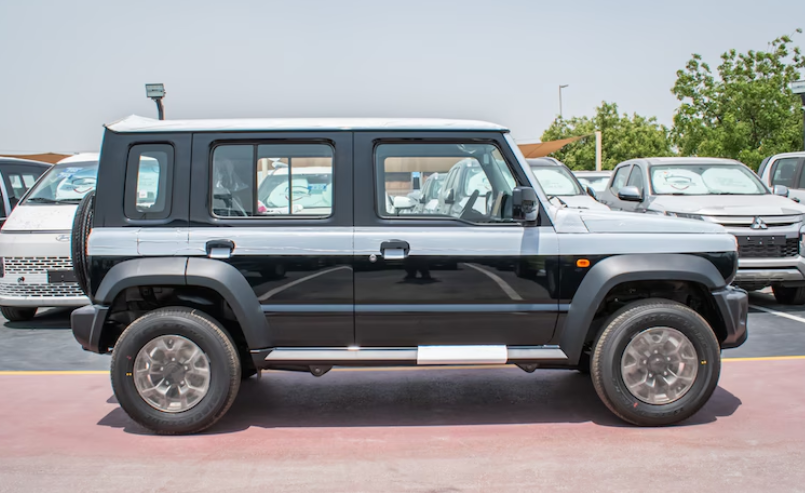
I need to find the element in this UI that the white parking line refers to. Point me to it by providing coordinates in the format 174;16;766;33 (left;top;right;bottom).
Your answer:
462;263;523;301
749;304;805;325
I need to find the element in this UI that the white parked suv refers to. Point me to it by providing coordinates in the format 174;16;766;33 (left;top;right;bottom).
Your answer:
0;153;99;321
757;152;805;202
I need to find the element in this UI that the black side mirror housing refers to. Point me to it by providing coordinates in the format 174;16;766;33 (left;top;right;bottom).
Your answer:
444;189;456;204
585;186;597;199
618;185;643;202
512;186;539;223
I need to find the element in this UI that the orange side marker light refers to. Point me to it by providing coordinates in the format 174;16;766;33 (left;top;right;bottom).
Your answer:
577;259;591;268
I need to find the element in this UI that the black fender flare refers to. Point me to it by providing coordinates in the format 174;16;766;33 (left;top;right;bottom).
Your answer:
559;253;726;365
94;257;272;349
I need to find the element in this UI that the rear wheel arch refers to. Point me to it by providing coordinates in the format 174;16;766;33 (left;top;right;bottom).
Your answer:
94;257;272;353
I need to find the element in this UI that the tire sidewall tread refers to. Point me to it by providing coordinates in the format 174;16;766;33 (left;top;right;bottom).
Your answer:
110;307;241;435
591;299;721;426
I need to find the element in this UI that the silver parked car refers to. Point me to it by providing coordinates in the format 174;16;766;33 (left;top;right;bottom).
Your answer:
527;158;609;211
598;157;805;304
757;151;805;203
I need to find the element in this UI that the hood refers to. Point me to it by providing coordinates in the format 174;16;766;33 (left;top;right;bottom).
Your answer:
1;204;78;232
548;195;610;211
647;194;805;216
553;208;727;234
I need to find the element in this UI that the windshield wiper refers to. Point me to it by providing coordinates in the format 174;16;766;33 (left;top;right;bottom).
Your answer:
24;197;59;204
547;195;568;208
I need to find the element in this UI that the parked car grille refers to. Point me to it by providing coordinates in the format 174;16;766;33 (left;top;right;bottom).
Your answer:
737;238;800;258
0;257;85;298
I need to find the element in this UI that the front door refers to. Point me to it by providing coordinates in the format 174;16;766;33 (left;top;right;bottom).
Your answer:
352;132;559;347
188;132;354;347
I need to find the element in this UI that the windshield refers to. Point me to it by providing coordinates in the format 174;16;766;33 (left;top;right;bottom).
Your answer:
531;166;583;196
22;161;99;204
650;164;767;195
577;175;610;193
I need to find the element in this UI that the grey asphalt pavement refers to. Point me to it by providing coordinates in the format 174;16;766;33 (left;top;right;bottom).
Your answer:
1;290;803;371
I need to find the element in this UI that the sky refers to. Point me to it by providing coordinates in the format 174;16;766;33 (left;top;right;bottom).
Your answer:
1;0;803;154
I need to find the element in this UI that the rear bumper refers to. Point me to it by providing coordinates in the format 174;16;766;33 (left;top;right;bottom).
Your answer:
71;304;109;353
712;285;748;349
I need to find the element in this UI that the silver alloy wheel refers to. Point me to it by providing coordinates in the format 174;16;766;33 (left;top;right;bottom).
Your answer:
620;327;699;405
133;335;211;413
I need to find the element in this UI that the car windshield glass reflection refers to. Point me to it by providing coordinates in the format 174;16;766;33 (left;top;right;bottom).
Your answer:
531;167;583;196
651;164;767;195
22;161;99;204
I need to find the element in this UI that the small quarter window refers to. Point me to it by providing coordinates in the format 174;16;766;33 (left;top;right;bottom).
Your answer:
211;143;334;218
125;144;174;219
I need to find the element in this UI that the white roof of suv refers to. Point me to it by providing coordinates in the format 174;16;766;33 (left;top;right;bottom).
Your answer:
107;115;508;133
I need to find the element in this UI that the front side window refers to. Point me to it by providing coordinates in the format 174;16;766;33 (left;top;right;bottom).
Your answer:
22;161;98;205
577;175;610;193
627;166;645;190
376;143;519;224
212;143;333;217
650;164;767;195
771;158;800;188
530;166;583;196
610;166;630;192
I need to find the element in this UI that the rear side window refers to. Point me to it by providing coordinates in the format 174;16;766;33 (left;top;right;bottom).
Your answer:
8;173;39;198
125;144;174;219
610;165;630;192
771;158;799;188
211;143;334;217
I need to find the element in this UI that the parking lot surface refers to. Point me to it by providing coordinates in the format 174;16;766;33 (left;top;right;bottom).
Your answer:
1;291;804;492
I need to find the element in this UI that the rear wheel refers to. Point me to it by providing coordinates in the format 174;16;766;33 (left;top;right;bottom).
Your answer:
591;299;720;426
772;285;805;305
0;306;37;322
110;307;241;434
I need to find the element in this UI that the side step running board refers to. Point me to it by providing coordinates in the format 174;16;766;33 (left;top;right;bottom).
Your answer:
261;346;567;364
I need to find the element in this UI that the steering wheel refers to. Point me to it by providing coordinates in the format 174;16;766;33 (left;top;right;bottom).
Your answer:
460;189;480;221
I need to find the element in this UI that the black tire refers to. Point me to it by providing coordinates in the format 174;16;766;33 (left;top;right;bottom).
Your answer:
772;285;805;305
591;299;720;426
71;191;95;299
110;307;241;434
1;306;37;322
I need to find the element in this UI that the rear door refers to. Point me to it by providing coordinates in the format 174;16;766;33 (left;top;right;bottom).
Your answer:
352;132;559;347
188;131;354;347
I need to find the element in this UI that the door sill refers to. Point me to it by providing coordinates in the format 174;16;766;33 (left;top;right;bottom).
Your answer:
256;346;567;365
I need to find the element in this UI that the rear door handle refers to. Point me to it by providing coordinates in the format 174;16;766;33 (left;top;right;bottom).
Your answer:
380;240;410;260
206;239;235;259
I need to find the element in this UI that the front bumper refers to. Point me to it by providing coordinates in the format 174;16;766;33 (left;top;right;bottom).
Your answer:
712;285;748;349
71;304;109;353
0;294;90;307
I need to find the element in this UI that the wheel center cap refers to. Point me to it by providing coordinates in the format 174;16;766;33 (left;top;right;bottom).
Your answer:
163;362;184;384
648;355;666;373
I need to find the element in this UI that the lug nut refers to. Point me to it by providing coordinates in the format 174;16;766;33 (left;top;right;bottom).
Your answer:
663;371;668;376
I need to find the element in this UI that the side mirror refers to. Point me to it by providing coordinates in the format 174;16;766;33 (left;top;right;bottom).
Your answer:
512;186;538;222
618;186;643;202
392;195;417;212
773;185;789;197
444;189;456;205
585;186;597;199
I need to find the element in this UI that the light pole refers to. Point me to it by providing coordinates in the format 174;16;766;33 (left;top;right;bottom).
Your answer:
558;84;569;119
791;80;805;151
145;83;166;120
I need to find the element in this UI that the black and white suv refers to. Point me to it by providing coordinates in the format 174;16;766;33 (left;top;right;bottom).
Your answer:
70;115;748;434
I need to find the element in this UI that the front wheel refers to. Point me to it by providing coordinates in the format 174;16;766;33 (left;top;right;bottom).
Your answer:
772;285;805;305
0;306;37;322
110;307;241;434
591;299;720;426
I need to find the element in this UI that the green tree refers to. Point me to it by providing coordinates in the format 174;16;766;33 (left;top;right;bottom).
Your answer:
540;102;673;170
672;30;805;170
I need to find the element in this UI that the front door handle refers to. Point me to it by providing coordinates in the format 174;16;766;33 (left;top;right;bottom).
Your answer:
380;240;410;260
206;239;235;259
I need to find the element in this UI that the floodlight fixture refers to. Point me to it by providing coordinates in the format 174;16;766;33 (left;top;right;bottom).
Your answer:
145;83;166;120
